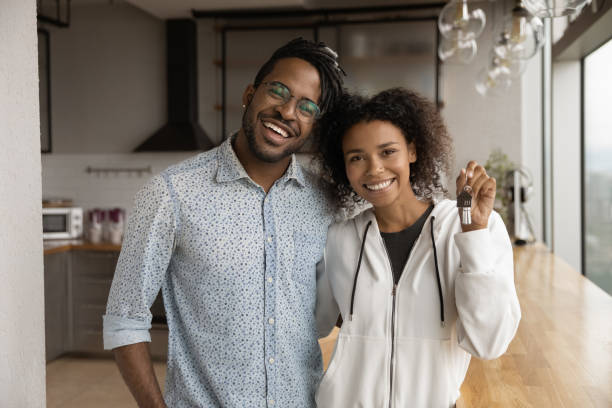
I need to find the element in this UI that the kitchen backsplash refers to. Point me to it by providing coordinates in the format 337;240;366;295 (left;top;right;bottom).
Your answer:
42;153;195;219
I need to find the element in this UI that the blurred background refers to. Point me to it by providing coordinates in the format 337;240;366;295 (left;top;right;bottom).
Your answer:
1;0;610;406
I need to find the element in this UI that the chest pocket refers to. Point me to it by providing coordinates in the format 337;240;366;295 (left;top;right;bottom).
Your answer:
292;231;324;287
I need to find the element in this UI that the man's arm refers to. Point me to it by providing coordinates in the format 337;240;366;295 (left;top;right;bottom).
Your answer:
103;174;178;405
114;342;166;408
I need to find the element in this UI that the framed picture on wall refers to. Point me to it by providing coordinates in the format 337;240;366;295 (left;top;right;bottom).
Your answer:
38;28;51;153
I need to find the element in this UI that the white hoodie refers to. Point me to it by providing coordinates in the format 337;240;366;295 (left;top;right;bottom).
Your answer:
315;199;521;408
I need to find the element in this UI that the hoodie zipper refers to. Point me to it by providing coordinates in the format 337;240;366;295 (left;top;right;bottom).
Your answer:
389;283;397;408
379;215;432;408
379;237;396;408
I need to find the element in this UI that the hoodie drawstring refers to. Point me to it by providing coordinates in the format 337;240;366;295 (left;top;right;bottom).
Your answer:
349;220;372;321
348;216;445;327
430;216;445;327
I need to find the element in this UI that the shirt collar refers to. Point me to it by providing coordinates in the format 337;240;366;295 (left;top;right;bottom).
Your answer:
216;135;306;188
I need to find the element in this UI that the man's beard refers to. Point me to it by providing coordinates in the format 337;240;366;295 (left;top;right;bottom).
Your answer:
242;106;307;163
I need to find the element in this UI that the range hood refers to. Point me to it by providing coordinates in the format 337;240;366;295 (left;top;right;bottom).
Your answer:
134;19;214;152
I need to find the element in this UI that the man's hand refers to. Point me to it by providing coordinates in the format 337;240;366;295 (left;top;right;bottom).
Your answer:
456;161;496;233
113;342;167;408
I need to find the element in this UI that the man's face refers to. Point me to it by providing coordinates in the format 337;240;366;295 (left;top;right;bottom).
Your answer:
241;57;321;163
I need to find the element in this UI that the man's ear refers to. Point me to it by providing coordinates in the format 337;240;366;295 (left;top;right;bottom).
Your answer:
242;85;255;107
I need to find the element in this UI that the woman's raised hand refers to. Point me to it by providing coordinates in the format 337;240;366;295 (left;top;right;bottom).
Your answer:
456;161;496;232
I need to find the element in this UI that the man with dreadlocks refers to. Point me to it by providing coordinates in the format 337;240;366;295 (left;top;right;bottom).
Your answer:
103;38;345;407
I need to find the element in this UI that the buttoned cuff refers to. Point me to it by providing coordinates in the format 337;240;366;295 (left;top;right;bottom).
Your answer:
103;314;151;350
453;228;494;274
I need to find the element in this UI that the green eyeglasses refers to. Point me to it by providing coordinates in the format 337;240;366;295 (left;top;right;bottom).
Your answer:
260;81;322;123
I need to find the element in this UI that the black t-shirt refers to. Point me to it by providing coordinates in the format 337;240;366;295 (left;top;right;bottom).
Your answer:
380;205;434;285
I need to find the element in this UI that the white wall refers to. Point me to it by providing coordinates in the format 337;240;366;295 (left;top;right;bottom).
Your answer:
551;61;582;271
41;1;166;153
40;2;213;219
441;0;523;182
0;0;46;406
42;152;193;219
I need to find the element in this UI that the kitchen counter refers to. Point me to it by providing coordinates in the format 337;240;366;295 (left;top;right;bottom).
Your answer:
43;240;121;255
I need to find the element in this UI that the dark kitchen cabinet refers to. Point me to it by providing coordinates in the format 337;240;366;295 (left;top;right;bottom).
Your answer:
44;252;69;362
44;248;168;360
70;250;168;358
71;251;118;353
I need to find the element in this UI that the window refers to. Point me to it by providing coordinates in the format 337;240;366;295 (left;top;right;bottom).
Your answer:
583;37;612;295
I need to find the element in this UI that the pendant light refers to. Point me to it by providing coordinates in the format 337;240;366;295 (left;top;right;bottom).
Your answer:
490;53;528;78
523;0;591;17
438;0;487;41
439;37;478;64
475;65;513;96
493;0;544;60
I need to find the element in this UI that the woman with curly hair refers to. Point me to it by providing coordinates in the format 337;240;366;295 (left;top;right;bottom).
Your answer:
314;88;520;408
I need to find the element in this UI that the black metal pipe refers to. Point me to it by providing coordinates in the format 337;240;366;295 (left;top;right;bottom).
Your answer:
193;3;446;19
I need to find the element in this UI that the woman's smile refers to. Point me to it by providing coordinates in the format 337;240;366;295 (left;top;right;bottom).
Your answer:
363;178;396;192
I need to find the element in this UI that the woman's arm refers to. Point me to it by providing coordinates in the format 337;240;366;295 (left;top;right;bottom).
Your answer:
454;211;521;359
453;161;521;359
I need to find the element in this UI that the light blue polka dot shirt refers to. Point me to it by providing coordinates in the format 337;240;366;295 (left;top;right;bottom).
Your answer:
103;137;334;407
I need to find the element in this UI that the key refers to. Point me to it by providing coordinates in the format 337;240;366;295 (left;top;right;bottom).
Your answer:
457;185;472;225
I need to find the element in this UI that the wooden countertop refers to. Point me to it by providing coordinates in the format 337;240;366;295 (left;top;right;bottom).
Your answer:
43;240;121;255
318;243;612;407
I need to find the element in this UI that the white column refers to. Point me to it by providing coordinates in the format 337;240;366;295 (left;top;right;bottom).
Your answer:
552;60;582;271
0;0;46;406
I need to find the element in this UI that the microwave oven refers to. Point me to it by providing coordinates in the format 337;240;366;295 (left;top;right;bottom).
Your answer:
42;207;83;239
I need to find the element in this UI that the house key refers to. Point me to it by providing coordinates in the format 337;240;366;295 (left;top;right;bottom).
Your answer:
457;185;473;225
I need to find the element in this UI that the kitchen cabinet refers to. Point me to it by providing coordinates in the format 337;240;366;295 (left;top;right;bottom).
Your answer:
71;251;118;353
44;245;168;360
44;252;69;361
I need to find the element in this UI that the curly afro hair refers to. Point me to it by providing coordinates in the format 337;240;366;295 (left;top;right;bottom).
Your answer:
316;88;454;210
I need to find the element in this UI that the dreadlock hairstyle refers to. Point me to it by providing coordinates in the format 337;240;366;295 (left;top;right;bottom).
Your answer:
317;88;454;210
253;38;346;116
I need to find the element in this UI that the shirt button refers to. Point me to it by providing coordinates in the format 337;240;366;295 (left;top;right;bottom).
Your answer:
268;318;275;325
269;399;275;405
269;357;274;364
267;277;273;283
267;236;272;243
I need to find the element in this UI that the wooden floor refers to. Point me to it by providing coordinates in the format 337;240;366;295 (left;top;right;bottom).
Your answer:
319;244;612;407
46;244;611;407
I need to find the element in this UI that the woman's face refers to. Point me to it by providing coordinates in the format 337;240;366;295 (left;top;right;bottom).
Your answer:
342;120;416;209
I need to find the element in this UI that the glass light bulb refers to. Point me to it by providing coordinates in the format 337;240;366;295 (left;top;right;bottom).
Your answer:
438;0;487;41
489;52;528;78
493;6;543;60
475;66;513;97
523;0;590;17
438;37;478;64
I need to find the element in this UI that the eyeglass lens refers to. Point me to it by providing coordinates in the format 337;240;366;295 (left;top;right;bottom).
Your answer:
264;82;320;121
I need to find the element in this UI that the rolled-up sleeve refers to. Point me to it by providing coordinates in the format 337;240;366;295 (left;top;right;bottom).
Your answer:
103;173;178;350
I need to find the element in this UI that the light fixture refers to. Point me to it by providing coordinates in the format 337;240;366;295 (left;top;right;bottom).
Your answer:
438;0;487;41
475;65;513;96
523;0;591;17
438;37;478;64
489;52;528;78
493;1;544;60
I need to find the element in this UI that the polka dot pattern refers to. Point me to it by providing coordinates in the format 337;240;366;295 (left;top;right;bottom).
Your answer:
104;137;333;407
